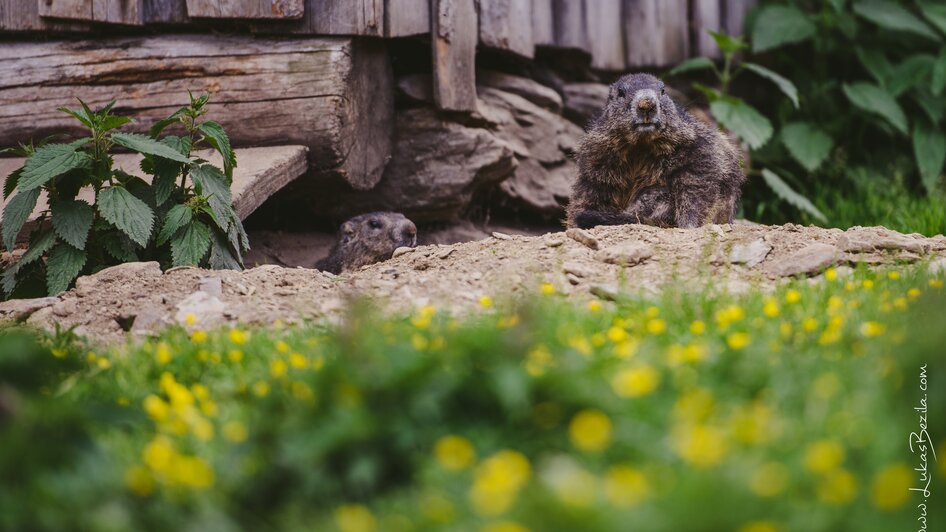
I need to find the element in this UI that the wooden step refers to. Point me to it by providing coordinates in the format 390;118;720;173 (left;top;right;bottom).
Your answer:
0;145;307;242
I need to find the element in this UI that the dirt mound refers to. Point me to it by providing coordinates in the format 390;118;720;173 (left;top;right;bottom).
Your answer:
3;223;944;343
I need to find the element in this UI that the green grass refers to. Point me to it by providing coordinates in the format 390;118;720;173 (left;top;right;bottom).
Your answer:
2;265;945;532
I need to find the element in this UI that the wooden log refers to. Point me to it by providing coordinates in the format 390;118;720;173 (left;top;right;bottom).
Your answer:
186;0;303;19
432;0;477;112
552;0;589;52
253;0;382;35
623;0;689;67
478;0;533;58
1;0;90;30
38;0;144;24
585;0;624;70
723;0;755;37
531;0;553;46
693;0;722;58
0;35;394;190
384;0;429;36
143;0;188;23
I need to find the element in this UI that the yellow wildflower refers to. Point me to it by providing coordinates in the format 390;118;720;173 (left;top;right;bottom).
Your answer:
587;300;602;312
604;465;649;507
825;267;837;281
739;521;780;532
805;440;845;473
270;359;288;378
223;420;248;443
930;278;944;289
96;357;111;369
568;336;593;357
726;332;751;350
887;271;900;280
672;424;727;468
715;305;745;328
862;279;874;289
817;468;858;505
291;381;315;402
611;365;660;398
275;340;290;353
802;317;818;332
607;326;628;343
479;295;493;308
335;505;377;532
469;450;531;516
184;313;197;326
907;288;921;298
411;305;436;329
750;462;789;497
481;522;529;532
142;436;175;472
190;330;207;344
870;464;912;510
568;409;613;453
228;349;243;363
784;290;801;304
251;381;270;397
762;299;779;318
435;435;476;471
289;352;308;369
228;328;247;345
690;320;706;335
673;388;715;422
646;318;667;334
731;401;774;445
540;283;556;295
859;321;886;337
51;348;66;358
155;342;173;365
192;417;214;441
644;306;660;318
524;345;552;377
542;457;597;507
125;465;154;497
143;395;170;422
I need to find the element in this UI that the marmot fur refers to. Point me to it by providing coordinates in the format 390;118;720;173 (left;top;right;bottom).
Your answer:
315;212;417;274
566;73;745;229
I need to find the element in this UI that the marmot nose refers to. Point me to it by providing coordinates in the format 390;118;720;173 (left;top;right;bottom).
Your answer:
637;97;656;111
399;221;418;245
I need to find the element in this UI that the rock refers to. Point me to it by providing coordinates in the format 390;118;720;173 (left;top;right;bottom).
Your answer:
492;231;513;240
837;228;929;255
930;257;946;275
75;261;162;297
544;234;565;247
392;246;414;258
566;273;582;285
477;70;563;113
562;82;609;125
566;228;599;250
766;243;838;277
595;242;654;266
51;299;77;318
199;277;223;298
131;309;167;335
307;107;517;222
590;283;620;301
0;296;58;322
563;261;594;278
174;291;227;328
499;158;575;214
729;239;771;268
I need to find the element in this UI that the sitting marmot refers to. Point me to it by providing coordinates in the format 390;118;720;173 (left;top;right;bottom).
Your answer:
566;73;745;229
315;212;417;274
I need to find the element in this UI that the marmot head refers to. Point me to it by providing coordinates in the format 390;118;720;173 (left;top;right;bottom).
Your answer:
318;212;417;273
597;73;691;144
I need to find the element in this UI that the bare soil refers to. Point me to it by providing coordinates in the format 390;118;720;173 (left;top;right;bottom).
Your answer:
3;223;944;343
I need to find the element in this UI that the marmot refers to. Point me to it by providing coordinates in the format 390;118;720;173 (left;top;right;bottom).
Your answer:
566;73;745;229
315;212;417;274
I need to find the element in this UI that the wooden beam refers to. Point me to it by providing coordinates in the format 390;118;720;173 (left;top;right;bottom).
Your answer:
253;0;382;35
143;0;188;23
0;35;394;190
692;0;722;58
478;0;533;58
186;0;303;19
531;0;553;46
585;0;624;70
723;0;755;37
552;0;588;52
432;0;477;112
384;0;429;37
38;0;144;24
1;0;90;30
624;0;689;67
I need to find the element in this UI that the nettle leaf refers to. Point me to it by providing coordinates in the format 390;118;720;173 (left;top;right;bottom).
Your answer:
97;186;155;247
916;90;945;124
98;115;134;132
668;57;715;77
190;164;233;229
170;220;211;267
933;48;946;96
148;136;193;206
853;0;940;41
111;133;191;164
157;204;193;246
149;106;189;138
761;168;827;223
20;229;56;267
709;31;747;55
914;122;946;193
743;63;799;108
46;241;87;295
3;166;22;199
227;213;249;258
709;98;774;150
751;5;816;53
842;82;908;134
919;1;946;35
17;143;90;192
51;199;94;250
101;232;139;263
887;54;935;97
57;105;94;129
198;121;236;179
209;230;242;271
856;48;893;86
781;122;835;172
1;188;40;251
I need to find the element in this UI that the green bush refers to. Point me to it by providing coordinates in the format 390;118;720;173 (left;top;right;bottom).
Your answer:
1;267;944;531
0;94;248;298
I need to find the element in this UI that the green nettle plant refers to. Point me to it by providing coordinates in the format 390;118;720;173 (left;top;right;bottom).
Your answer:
0;93;248;298
668;30;828;223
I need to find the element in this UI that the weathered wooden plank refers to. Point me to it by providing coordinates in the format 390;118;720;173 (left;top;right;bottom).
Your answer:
478;0;533;58
1;0;89;30
0;146;309;241
623;0;689;67
253;0;382;35
186;0;303;19
0;35;393;190
432;0;477;112
552;0;588;52
693;0;722;58
723;0;755;36
585;0;624;70
143;0;188;23
531;0;552;46
384;0;428;36
39;0;143;24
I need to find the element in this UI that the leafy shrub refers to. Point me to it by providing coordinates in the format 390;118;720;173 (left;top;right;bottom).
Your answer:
0;94;248;298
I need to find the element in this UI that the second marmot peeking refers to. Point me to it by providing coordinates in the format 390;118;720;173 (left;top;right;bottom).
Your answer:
566;73;745;229
315;212;417;274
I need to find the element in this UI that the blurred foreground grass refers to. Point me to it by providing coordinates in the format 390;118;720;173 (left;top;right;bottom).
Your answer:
1;265;945;532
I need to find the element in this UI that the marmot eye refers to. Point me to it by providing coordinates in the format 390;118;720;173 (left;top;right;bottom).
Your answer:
661;87;665;95
369;219;382;229
617;88;626;98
